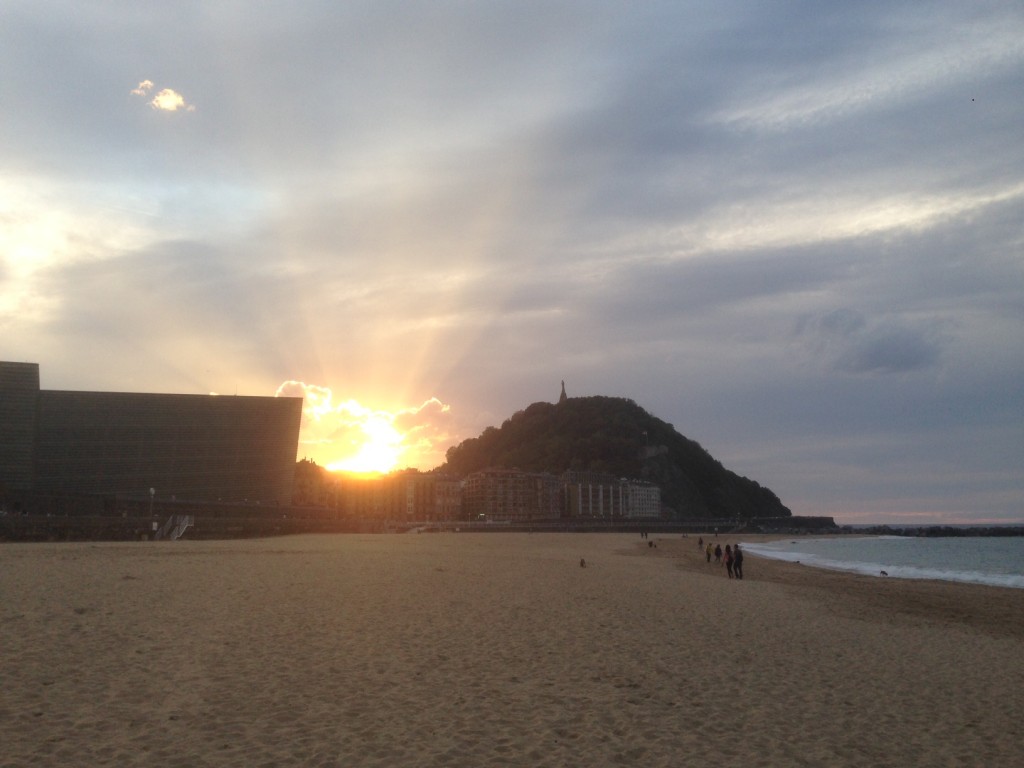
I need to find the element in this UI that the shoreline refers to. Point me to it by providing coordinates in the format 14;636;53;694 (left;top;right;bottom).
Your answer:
639;533;1024;640
740;535;1024;591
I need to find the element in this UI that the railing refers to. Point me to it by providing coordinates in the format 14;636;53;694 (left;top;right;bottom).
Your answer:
154;516;175;540
155;514;195;541
170;515;194;540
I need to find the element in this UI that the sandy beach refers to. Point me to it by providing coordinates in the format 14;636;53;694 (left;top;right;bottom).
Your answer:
2;532;1022;767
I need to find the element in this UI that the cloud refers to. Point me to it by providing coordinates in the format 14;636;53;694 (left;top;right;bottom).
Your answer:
130;79;195;112
393;397;455;463
709;15;1024;133
836;328;942;375
150;88;195;112
819;308;866;337
796;309;944;375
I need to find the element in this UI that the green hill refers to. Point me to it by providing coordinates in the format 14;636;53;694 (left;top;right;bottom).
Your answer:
438;395;791;520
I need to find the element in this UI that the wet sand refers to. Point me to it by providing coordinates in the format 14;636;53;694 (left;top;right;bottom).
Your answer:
2;532;1022;766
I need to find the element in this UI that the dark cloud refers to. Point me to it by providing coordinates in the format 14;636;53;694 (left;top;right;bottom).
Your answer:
794;309;943;375
834;326;942;374
818;309;866;336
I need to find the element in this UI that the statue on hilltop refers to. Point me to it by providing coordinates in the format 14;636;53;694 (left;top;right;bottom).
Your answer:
558;380;568;404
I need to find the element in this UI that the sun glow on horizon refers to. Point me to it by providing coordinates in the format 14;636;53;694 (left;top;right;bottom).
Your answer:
326;413;403;474
276;380;454;475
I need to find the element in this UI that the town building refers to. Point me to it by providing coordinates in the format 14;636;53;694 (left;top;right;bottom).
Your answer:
403;471;462;521
562;470;661;519
622;479;661;519
462;468;562;522
294;467;463;523
562;470;626;518
304;466;661;524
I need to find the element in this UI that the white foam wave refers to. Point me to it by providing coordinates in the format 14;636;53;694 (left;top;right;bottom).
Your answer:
739;541;1024;590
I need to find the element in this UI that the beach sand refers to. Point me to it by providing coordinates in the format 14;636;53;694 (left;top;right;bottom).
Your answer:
2;532;1022;766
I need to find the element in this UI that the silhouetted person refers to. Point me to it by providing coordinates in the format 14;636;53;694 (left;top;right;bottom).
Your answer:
724;544;734;578
733;544;744;579
714;544;722;563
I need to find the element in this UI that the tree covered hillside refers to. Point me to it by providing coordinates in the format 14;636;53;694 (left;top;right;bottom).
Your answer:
439;396;791;520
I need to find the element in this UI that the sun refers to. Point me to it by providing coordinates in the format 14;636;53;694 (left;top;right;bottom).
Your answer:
326;414;403;474
278;382;447;475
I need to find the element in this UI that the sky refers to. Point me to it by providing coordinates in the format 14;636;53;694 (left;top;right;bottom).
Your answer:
2;1;1022;525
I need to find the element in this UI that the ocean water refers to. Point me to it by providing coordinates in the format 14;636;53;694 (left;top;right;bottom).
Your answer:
740;536;1024;589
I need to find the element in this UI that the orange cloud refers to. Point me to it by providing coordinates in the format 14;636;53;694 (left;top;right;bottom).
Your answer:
276;381;455;473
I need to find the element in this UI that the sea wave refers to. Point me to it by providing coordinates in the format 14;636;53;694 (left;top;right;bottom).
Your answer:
741;539;1024;590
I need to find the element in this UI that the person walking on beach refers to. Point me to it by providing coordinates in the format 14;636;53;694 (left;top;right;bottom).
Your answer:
698;536;703;550
733;544;744;579
705;542;713;563
724;544;734;579
714;544;722;563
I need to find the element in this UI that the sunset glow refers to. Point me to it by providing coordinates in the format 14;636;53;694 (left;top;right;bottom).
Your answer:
275;380;453;474
327;414;403;474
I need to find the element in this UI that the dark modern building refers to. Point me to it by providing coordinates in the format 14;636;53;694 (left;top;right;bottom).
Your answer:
0;362;302;505
0;361;39;492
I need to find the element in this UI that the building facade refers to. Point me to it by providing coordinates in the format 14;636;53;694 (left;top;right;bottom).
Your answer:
562;470;625;518
622;480;661;519
562;470;661;519
403;471;463;521
0;362;302;505
462;468;563;522
314;466;662;523
305;469;465;522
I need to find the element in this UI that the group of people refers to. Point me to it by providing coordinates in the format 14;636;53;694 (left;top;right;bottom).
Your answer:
698;536;744;579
